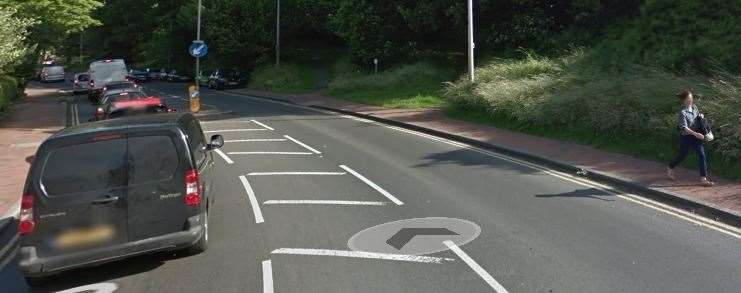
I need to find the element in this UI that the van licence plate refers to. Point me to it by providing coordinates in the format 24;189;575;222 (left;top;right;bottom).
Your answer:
54;225;115;249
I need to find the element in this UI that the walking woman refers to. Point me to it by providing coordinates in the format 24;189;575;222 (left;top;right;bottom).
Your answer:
667;90;714;187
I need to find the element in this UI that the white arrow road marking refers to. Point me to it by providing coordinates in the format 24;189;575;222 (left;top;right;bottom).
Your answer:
228;152;313;155
246;171;345;176
225;139;288;143
205;129;268;133
443;240;509;293
271;248;454;264
239;175;264;223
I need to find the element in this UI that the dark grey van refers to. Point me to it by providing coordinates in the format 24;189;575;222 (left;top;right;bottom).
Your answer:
18;113;223;281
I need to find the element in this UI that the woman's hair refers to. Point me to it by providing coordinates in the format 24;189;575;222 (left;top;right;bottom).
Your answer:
676;90;693;100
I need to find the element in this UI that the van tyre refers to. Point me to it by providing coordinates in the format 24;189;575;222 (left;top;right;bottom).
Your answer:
187;210;208;254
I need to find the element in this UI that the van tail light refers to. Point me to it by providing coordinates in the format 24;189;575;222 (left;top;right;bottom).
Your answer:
95;107;104;118
18;194;35;235
90;80;95;87
184;169;200;206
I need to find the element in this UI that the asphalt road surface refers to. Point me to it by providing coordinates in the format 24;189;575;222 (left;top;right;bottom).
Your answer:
21;81;741;292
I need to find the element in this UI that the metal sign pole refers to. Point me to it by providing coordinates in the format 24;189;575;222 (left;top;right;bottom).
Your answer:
276;0;281;68
467;0;475;82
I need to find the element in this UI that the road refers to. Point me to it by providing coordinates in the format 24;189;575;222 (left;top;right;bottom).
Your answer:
21;81;741;292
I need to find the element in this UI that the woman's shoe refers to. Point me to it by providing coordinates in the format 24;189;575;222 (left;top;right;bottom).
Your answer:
666;168;676;181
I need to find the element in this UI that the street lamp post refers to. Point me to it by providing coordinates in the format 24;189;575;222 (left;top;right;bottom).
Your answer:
467;0;475;82
196;0;202;91
276;0;280;67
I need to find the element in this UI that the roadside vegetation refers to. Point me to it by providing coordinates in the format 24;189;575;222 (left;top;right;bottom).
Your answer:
248;64;315;93
443;50;741;179
328;63;453;108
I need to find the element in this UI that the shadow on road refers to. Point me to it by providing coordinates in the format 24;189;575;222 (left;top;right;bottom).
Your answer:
413;149;541;175
534;188;615;201
27;251;189;293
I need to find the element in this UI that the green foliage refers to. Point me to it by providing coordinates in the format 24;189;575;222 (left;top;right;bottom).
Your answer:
328;63;453;108
249;64;315;93
443;50;741;178
0;75;20;111
0;7;35;74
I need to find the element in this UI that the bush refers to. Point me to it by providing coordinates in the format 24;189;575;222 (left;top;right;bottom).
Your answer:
328;62;453;108
248;64;314;93
0;75;19;111
443;50;741;178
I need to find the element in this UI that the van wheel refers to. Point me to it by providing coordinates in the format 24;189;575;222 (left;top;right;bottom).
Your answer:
188;210;208;254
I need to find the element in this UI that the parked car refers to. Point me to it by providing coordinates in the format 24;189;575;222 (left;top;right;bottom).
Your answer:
128;69;150;83
40;66;65;83
88;59;128;103
18;113;222;282
208;69;246;90
145;68;162;80
165;70;192;82
72;73;90;94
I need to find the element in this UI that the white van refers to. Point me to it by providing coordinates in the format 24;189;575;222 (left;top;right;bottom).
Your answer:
88;59;127;103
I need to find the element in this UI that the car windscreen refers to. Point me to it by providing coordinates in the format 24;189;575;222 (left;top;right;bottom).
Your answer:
127;135;180;185
40;138;127;197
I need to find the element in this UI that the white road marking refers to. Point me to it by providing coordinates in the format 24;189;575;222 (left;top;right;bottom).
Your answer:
213;149;234;164
252;119;275;130
339;165;404;205
271;248;454;264
225;139;288;143
239;175;264;223
262;260;274;293
443;241;509;293
246;171;346;176
205;129;268;133
284;135;322;154
56;282;119;293
263;200;388;206
228;151;313;155
221;91;740;238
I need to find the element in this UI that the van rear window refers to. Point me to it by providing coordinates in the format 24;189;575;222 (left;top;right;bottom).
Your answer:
40;139;126;196
127;136;179;185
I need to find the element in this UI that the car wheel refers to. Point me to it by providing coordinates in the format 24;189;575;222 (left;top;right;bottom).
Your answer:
187;209;208;254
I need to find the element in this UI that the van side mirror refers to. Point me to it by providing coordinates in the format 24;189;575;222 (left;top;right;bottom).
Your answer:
207;135;224;150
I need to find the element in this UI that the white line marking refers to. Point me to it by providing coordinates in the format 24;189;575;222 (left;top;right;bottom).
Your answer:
263;200;388;206
262;260;274;293
225;139;288;143
284;135;322;154
205;129;268;133
271;248;454;263
228;152;313;155
246;171;346;176
56;282;119;293
222;90;740;238
213;149;234;164
239;175;264;223
339;165;404;205
252;119;275;130
444;241;509;293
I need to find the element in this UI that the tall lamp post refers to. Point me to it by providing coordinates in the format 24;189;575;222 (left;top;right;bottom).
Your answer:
467;0;475;82
276;0;280;67
195;0;202;91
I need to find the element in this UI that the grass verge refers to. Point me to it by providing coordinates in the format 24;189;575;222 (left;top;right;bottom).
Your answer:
248;64;315;93
328;63;453;108
443;50;741;180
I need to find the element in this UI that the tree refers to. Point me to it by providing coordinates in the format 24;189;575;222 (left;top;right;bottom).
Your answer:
0;7;35;74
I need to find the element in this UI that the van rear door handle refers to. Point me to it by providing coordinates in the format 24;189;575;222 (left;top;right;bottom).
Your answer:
92;195;119;205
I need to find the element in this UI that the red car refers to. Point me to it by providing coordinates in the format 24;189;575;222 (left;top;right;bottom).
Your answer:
94;91;174;121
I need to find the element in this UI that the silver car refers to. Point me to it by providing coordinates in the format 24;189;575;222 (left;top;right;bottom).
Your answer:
72;73;90;94
40;66;65;83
